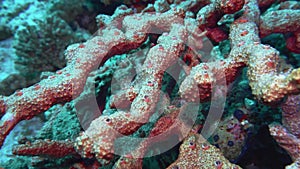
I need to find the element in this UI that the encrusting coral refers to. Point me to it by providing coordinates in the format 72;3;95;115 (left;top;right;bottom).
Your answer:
0;0;300;168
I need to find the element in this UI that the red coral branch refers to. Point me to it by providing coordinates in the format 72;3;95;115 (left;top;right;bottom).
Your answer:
13;140;77;158
1;0;300;168
166;131;241;169
74;13;188;164
0;96;5;116
259;10;300;37
269;124;300;161
0;28;146;149
196;0;245;42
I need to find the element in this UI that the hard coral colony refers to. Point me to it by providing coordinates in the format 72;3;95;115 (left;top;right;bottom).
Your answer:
0;0;300;169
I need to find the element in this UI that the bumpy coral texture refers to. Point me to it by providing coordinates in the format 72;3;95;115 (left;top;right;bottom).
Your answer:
1;0;300;168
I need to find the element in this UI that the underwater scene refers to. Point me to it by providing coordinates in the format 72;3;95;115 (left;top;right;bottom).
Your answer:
0;0;300;168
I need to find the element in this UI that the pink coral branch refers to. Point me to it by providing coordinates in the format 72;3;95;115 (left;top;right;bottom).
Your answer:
0;8;150;148
223;0;300;103
259;10;300;38
0;96;5;117
281;94;300;138
1;0;300;168
166;131;241;169
113;106;193;169
197;0;245;28
13;140;77;158
269;124;300;161
270;94;300;167
74;15;188;164
196;0;245;42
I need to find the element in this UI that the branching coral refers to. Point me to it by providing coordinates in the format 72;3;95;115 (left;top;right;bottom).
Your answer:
269;94;300;168
0;0;94;95
1;0;300;168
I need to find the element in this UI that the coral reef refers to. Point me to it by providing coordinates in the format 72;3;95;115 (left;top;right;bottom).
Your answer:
269;94;300;168
0;0;97;95
166;130;241;169
0;0;300;168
